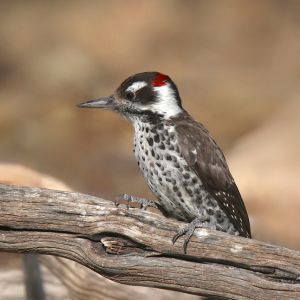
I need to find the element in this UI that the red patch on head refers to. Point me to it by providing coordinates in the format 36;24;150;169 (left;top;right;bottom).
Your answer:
151;73;169;87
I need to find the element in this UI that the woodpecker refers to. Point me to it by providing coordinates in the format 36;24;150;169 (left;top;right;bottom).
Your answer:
78;72;251;252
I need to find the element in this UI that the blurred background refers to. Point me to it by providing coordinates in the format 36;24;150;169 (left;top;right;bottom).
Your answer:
1;1;300;299
0;0;300;257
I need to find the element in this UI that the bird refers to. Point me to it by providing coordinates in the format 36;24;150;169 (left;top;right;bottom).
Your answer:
78;72;251;252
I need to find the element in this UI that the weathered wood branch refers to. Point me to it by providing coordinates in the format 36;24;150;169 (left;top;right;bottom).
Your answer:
0;184;299;299
39;255;197;300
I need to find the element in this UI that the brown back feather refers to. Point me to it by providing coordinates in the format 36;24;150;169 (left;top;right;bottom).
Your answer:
173;113;251;237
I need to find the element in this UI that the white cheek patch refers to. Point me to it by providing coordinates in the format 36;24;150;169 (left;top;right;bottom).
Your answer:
126;81;147;92
150;84;182;118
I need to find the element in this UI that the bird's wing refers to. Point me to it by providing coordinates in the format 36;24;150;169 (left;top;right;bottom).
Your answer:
175;117;251;237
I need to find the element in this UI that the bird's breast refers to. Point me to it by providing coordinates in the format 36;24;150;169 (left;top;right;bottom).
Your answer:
132;121;204;221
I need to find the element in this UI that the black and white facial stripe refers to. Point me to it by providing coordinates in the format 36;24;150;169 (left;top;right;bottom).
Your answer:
116;72;183;119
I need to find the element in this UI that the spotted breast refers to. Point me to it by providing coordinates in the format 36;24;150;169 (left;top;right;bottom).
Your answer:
132;117;238;235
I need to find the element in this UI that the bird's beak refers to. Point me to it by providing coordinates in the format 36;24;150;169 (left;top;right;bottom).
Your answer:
77;96;116;110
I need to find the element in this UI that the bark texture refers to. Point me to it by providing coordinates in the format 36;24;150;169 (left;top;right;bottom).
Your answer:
0;184;300;299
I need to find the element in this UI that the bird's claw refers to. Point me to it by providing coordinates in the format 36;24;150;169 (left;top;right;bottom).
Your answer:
172;224;196;254
114;195;126;208
172;217;215;254
115;194;158;210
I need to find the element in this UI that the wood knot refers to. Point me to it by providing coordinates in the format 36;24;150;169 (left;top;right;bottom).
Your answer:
100;236;147;255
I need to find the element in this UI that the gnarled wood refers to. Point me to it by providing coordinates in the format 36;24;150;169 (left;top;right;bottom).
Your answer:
0;164;197;300
39;255;196;300
0;184;299;300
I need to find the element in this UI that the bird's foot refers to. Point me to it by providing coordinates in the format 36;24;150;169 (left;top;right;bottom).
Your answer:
172;217;216;254
115;194;158;210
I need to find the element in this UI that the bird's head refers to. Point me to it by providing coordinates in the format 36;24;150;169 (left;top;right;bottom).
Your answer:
78;72;183;121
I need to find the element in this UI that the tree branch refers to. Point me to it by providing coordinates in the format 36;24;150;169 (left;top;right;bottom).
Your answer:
0;184;299;299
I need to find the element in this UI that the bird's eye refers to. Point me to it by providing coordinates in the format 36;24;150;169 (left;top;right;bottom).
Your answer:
125;91;136;101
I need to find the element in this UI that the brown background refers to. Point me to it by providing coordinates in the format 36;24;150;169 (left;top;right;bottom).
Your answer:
0;0;300;248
